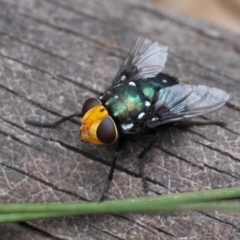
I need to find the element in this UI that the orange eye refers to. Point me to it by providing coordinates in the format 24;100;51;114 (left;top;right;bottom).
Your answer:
82;98;101;115
97;117;117;144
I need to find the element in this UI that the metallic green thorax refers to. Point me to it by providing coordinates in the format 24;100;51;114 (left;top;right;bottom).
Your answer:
99;73;178;130
100;84;145;124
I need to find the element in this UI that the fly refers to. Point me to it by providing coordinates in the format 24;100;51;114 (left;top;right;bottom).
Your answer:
26;37;229;201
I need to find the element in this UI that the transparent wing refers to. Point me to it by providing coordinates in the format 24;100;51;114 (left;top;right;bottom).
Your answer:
113;37;168;84
147;84;229;128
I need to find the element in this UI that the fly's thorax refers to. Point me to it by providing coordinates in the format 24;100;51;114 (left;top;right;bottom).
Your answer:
81;100;118;145
100;82;151;132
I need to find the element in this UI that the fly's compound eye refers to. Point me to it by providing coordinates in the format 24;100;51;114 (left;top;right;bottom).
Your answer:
82;98;101;115
97;117;117;144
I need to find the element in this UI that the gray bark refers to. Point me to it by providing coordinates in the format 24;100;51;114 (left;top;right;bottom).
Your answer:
0;0;240;239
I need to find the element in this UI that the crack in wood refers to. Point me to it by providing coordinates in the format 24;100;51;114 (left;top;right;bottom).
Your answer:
20;13;123;58
196;141;240;165
0;51;102;95
226;102;240;114
170;52;240;85
202;212;240;231
0;31;67;61
0;159;86;201
18;222;65;240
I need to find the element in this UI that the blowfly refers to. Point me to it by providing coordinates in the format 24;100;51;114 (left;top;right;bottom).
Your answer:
26;37;229;200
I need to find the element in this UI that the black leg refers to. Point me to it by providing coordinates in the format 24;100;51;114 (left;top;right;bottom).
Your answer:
25;113;82;128
138;133;159;192
99;138;128;202
175;120;226;128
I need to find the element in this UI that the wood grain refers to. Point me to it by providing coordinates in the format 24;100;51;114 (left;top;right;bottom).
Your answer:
0;0;240;239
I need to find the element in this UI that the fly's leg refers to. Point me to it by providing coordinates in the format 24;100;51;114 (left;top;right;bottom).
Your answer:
138;133;159;192
99;138;128;202
25;113;82;128
175;120;225;128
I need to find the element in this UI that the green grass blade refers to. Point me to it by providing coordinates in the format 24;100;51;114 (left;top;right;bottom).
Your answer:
0;200;240;224
0;186;240;223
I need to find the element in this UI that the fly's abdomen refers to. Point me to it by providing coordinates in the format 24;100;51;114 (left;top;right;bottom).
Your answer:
136;73;179;102
136;79;159;102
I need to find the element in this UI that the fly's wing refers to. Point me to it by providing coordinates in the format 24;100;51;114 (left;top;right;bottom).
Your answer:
147;84;229;128
112;37;168;84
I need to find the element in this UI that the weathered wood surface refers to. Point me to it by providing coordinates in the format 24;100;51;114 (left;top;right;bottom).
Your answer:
0;0;240;239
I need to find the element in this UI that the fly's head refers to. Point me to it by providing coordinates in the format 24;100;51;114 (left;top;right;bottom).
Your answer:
80;98;118;145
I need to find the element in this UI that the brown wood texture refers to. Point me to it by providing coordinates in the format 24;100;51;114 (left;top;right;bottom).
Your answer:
0;0;240;239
